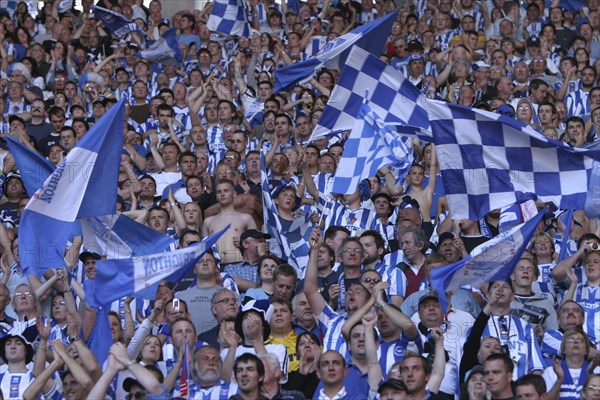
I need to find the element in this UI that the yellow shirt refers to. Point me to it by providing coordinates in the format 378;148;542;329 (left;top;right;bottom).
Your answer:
267;331;299;372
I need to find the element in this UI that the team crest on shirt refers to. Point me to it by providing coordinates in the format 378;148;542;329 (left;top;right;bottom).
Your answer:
393;346;405;358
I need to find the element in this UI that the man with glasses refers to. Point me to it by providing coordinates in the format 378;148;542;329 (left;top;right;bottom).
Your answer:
6;284;40;342
198;289;239;348
541;300;585;366
334;238;365;312
189;345;239;398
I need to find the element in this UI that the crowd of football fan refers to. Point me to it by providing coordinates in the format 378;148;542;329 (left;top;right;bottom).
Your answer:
0;0;598;399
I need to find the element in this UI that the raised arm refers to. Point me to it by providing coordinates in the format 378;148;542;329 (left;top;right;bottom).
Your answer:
374;286;417;339
86;354;125;400
110;342;163;394
23;350;63;400
304;229;327;316
363;313;383;390
427;327;446;394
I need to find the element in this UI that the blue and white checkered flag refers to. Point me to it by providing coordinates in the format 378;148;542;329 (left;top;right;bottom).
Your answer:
207;0;251;38
260;154;314;277
426;100;600;220
331;101;413;195
274;12;398;91
58;0;73;13
91;6;145;40
0;0;17;18
311;46;431;141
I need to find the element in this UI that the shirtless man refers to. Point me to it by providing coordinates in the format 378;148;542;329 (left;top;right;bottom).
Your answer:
405;143;437;236
202;179;257;264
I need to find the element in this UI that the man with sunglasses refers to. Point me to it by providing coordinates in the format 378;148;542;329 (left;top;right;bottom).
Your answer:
478;280;545;379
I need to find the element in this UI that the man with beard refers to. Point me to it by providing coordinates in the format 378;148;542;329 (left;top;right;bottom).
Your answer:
189;345;239;398
359;230;405;307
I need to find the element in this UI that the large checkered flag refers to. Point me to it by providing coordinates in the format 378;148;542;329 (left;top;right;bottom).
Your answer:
311;46;431;141
426;100;600;220
260;153;314;278
208;0;251;38
331;101;413;194
274;12;397;91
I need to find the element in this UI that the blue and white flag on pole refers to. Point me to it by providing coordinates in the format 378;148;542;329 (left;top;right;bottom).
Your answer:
426;100;600;220
207;0;251;38
58;0;73;13
585;159;600;218
331;101;413;195
91;6;144;40
310;46;431;141
559;0;586;13
0;1;17;18
431;208;546;313
274;11;398;92
135;29;183;65
261;154;313;277
93;225;229;305
86;305;111;366
19;99;125;275
80;213;176;260
5;136;56;197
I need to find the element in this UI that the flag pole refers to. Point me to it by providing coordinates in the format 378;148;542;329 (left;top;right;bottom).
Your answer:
104;214;116;257
310;197;330;246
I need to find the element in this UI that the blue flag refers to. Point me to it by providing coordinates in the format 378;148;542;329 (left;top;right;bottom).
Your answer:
585;159;600;218
274;11;397;91
93;225;229;305
287;0;300;13
426;100;600;220
559;0;585;13
0;1;17;18
430;209;546;313
135;29;183;65
86;304;111;366
4;136;56;197
331;101;413;195
557;209;574;262
91;6;144;39
80;214;176;260
311;46;431;141
207;0;251;38
19;99;125;275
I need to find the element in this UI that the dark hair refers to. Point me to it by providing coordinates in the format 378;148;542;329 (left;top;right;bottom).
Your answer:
515;374;547;396
257;254;284;277
172;317;197;337
234;353;265;381
484;352;514;373
270;297;292;313
178;151;197;165
273;264;298;284
148;206;169;220
324;226;350;242
359;230;385;250
296;331;321;355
